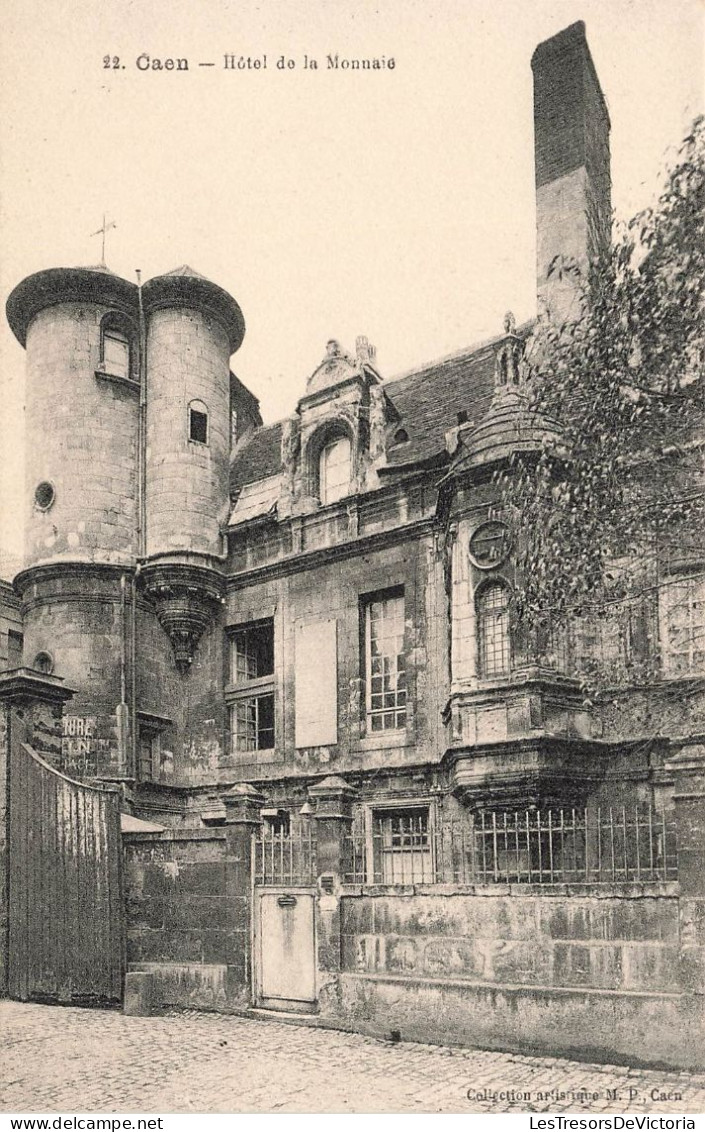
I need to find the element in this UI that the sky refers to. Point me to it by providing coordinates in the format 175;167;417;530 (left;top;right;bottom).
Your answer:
1;0;703;568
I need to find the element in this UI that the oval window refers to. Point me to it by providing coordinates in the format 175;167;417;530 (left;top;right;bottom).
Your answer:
34;481;56;511
469;520;510;569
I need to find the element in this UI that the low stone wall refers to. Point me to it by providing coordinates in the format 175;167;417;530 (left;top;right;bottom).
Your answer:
123;827;250;1010
340;887;681;993
322;885;705;1069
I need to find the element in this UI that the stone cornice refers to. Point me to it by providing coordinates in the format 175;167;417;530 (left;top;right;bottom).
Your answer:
0;579;20;608
14;560;137;596
226;514;436;591
297;372;371;412
443;733;609;765
7;266;137;347
445;670;584;710
0;667;76;706
142;272;245;355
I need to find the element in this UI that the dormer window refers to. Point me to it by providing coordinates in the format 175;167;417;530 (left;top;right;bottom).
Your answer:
189;400;209;445
319;434;351;504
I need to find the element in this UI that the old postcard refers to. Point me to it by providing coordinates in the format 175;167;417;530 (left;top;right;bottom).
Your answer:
1;0;703;1119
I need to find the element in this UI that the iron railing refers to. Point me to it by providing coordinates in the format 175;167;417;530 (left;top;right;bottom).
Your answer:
254;822;317;885
344;806;678;887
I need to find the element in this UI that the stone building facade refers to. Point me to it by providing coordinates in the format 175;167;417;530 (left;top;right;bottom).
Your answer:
1;21;703;1065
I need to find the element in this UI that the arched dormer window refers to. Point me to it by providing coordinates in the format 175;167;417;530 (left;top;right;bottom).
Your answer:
189;399;209;445
318;433;351;504
99;312;136;382
476;580;512;677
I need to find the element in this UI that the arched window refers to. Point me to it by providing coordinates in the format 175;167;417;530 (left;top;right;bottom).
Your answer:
319;434;351;504
33;651;54;675
477;581;511;677
103;327;129;378
189;399;209;444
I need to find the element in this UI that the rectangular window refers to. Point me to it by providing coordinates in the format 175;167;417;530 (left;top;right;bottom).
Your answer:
230;622;274;685
363;591;407;733
263;809;290;836
138;730;160;783
230;693;274;752
572;613;624;672
659;573;705;677
189;408;208;444
227;620;275;754
319;436;351;505
7;630;23;669
372;807;433;884
103;329;129;379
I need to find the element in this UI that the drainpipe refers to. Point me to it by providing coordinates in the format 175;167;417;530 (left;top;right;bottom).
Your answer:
136;269;147;560
133;269;148;780
117;571;130;775
131;571;138;781
120;573;127;705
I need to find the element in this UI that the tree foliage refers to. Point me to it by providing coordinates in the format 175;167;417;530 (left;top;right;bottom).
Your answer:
499;116;705;686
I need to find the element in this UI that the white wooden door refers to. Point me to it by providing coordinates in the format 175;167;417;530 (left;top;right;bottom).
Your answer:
257;889;316;1011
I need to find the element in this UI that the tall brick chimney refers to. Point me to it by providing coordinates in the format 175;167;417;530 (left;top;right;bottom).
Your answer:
532;21;611;323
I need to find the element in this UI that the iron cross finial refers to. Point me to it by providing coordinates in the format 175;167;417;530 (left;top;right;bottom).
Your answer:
90;214;117;265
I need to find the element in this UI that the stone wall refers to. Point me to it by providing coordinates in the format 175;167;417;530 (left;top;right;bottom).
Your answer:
223;531;447;786
0;582;22;672
325;886;704;1069
145;307;231;558
122;792;257;1010
24;303;138;568
14;562;226;787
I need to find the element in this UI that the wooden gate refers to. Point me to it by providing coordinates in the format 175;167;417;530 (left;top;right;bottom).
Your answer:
8;740;124;1004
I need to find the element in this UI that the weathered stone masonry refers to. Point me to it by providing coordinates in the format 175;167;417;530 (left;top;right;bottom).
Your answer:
1;20;703;1068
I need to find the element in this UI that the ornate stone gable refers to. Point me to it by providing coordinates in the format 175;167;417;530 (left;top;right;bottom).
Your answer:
277;336;398;518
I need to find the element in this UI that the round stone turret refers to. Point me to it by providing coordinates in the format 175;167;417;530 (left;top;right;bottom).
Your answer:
6;266;139;567
142;266;245;559
141;266;245;671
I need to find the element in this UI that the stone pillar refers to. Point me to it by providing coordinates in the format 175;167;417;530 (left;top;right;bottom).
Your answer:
309;775;357;1008
221;782;264;1007
0;668;75;997
666;744;705;999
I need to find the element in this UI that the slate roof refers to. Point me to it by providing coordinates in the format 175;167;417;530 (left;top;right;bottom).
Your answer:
382;343;497;468
79;263;123;276
229;326;531;494
228;474;281;525
162;264;209;280
231;421;283;490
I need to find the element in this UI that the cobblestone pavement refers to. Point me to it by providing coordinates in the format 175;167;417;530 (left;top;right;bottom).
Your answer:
2;1001;704;1115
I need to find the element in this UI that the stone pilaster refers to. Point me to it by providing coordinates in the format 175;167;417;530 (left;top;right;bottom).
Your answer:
0;668;75;997
665;742;705;997
222;783;264;1005
309;775;357;1000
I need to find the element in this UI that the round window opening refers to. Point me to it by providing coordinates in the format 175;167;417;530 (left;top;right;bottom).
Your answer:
469;520;511;569
34;481;56;511
33;651;54;675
